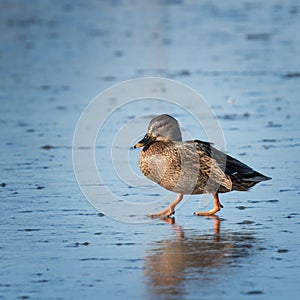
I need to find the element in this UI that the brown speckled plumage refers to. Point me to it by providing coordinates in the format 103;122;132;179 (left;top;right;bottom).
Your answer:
134;114;271;217
139;140;232;195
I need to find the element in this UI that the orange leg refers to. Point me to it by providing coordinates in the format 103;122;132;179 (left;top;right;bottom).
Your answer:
194;193;223;216
147;193;183;219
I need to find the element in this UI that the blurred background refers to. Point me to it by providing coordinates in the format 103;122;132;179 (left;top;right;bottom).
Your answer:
1;0;300;299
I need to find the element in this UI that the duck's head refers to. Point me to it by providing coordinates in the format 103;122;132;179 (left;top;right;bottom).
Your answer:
134;114;182;148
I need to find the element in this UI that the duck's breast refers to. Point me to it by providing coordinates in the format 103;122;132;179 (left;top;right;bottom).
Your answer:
138;142;181;191
138;141;205;194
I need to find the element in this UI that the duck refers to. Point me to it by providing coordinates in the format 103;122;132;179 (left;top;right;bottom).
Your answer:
134;114;271;218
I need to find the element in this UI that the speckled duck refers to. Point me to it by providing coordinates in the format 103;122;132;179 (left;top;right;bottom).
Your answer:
134;114;271;218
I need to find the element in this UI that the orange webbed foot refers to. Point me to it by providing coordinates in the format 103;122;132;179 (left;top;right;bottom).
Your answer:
194;193;223;216
147;207;175;219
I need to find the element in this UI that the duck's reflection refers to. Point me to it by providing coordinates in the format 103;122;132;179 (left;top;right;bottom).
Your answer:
144;217;256;298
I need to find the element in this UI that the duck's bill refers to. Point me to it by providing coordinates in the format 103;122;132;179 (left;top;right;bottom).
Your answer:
134;134;152;148
134;142;145;148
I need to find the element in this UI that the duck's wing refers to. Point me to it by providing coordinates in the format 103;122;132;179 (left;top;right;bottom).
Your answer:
179;140;232;191
224;154;271;181
192;140;271;191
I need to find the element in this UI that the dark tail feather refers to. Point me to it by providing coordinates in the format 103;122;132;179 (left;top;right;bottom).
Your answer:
224;154;271;191
230;170;271;191
240;171;271;182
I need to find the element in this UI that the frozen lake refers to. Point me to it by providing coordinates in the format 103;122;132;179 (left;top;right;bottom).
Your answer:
1;0;300;299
